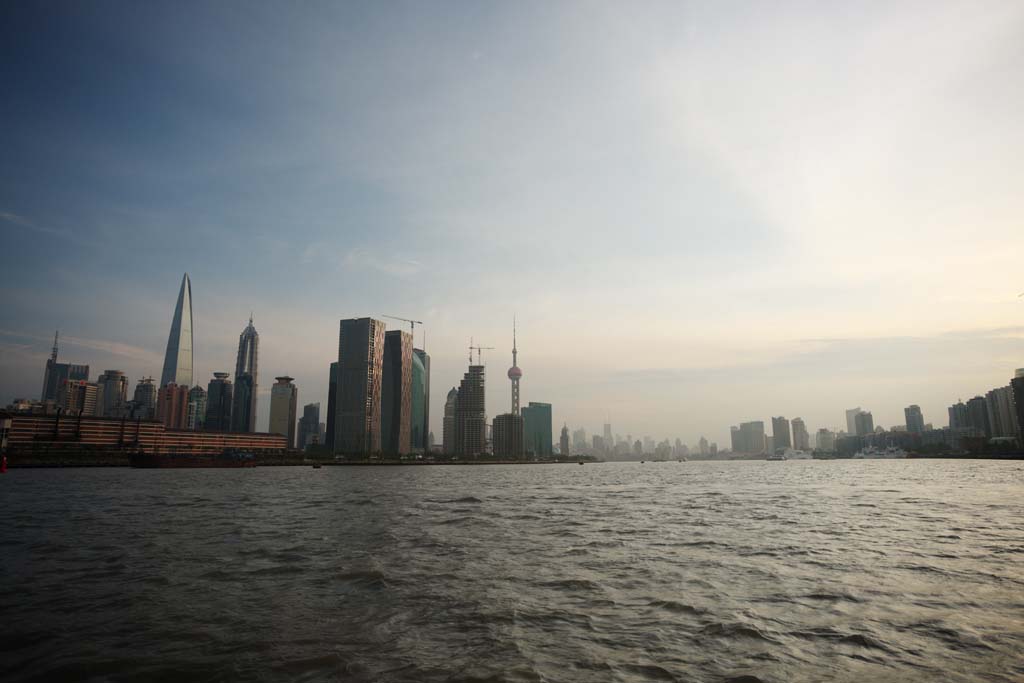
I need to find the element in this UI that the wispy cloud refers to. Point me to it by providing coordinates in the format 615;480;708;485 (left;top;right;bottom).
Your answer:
0;211;72;238
0;329;162;365
341;249;423;278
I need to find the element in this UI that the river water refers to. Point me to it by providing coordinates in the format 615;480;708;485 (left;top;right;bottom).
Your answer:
1;460;1022;682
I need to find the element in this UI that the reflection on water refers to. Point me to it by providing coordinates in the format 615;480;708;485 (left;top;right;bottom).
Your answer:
1;460;1022;682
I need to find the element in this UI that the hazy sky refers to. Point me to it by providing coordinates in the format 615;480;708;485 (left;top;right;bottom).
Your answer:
2;1;1023;446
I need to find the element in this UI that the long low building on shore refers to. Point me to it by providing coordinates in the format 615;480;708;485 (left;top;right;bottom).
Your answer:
0;411;288;456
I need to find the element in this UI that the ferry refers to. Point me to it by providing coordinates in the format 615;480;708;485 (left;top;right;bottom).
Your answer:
130;450;257;468
853;446;907;459
766;453;787;461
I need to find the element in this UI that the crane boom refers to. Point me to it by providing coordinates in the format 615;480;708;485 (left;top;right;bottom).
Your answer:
383;315;424;337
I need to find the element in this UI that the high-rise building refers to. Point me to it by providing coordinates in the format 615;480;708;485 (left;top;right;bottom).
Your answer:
791;417;810;450
984;387;1017;439
560;424;570;456
297;402;321;450
732;421;766;454
157;383;189;429
771;417;792;450
1011;369;1024;445
572;428;587;450
335;318;385;454
231;316;259;433
965;396;991;438
904;405;925;434
96;370;129;417
816;428;836;451
40;331;89;402
57;380;98;415
854;411;874;436
412;349;430;452
186;385;207;430
698;436;709;455
232;374;256;433
132;377;157;419
269;376;298;448
205;373;233;431
603;423;613;450
845;407;864;436
455;365;486;457
948;401;969;430
492;413;524;458
382;330;413;455
325;362;338;451
160;273;194;388
442;387;458;455
522;402;552;456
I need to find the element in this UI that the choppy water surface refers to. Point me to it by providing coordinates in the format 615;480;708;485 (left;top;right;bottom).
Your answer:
2;460;1023;682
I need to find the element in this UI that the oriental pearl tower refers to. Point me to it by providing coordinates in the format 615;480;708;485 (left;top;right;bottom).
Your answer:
508;317;522;415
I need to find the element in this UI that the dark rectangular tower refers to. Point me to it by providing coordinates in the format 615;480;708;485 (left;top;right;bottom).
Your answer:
334;318;385;455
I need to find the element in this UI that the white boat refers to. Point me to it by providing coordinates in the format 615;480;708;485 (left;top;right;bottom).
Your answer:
853;446;906;459
766;453;787;461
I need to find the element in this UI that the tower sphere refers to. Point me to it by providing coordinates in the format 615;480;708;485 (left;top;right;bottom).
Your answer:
508;366;522;380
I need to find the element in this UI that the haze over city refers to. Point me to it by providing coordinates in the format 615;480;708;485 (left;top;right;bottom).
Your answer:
2;1;1023;446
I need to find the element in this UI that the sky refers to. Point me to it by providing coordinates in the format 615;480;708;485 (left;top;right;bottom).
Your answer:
2;1;1023;447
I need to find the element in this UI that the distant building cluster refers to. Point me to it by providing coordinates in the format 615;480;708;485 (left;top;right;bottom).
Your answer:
8;273;1023;462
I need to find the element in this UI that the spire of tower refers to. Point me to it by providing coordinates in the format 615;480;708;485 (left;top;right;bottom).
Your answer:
51;330;59;362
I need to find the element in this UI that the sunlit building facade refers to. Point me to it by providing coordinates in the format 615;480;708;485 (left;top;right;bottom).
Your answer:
335;318;385;454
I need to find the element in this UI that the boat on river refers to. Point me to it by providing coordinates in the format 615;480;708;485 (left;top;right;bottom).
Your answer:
129;450;257;468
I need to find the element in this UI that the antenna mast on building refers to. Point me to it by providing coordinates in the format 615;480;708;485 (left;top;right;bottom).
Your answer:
51;330;59;362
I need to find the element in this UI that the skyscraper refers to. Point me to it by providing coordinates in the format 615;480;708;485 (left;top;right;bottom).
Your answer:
297;402;321;450
492;413;524;458
57;380;98;416
904;405;925;434
791;417;810;450
732;421;766;454
160;273;194;388
335;317;385;454
96;370;128;417
854;411;874;436
40;331;89;402
412;349;430;451
603;423;613;450
382;330;413;455
965;396;991;437
132;377;157;419
186;385;207;430
560;425;570;456
455;365;486;457
231;316;259;433
771;417;791;450
269;376;298;448
443;387;458;455
845;407;864;435
205;373;233;431
325;362;338;450
157;383;189;429
985;386;1018;439
1011;369;1024;446
522;402;552;456
948;401;969;430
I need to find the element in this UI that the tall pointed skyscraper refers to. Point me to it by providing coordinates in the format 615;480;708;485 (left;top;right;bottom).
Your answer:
160;273;194;388
231;315;259;432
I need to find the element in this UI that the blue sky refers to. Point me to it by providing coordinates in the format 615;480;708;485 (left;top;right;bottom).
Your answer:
2;1;1023;445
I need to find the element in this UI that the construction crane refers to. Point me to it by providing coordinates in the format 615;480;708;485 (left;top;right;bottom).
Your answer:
383;315;423;340
468;337;495;365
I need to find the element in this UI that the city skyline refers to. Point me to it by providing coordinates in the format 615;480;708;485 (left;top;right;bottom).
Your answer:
2;2;1024;446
